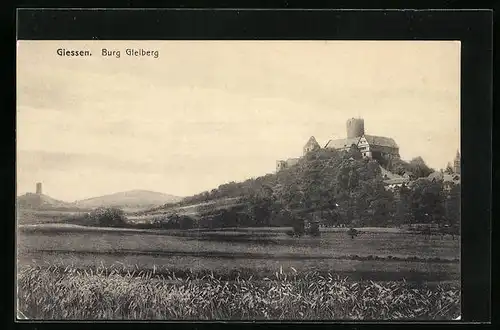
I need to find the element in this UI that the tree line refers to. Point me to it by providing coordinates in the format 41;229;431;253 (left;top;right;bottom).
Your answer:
185;147;460;232
98;146;460;234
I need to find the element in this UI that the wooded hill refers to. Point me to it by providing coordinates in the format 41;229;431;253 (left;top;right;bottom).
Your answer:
144;146;459;230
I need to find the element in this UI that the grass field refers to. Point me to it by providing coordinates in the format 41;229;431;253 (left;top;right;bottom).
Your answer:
17;217;460;320
16;209;89;225
17;264;460;320
18;225;460;261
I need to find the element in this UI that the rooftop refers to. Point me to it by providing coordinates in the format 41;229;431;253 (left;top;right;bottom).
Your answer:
383;177;409;185
324;137;363;149
324;134;399;150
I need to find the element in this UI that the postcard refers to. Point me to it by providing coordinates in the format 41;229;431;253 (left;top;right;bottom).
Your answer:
16;40;461;320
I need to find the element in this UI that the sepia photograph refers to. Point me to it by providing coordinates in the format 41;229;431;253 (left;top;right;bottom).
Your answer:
16;40;461;320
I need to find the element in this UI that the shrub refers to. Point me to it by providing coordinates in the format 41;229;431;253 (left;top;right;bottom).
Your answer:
347;228;359;239
291;216;305;236
147;213;195;230
178;215;195;230
88;207;127;227
308;222;321;237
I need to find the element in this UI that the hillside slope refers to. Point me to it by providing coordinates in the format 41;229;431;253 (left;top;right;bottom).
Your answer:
16;193;74;210
74;190;183;209
123;149;456;229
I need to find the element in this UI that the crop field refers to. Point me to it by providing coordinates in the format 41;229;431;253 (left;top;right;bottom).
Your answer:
17;264;460;320
17;220;460;320
16;209;88;225
18;225;460;261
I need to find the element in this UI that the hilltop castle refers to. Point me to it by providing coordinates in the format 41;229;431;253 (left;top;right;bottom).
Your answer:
276;118;400;172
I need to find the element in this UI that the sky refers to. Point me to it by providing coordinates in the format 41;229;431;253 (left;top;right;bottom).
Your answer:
16;40;460;202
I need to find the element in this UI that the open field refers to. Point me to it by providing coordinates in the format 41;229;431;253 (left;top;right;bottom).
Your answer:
135;197;242;217
18;224;459;282
19;223;412;234
17;218;460;320
18;225;460;260
16;209;89;225
16;208;152;225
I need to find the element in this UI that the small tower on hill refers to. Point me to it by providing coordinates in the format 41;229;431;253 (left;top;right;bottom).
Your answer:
453;150;461;175
36;182;42;195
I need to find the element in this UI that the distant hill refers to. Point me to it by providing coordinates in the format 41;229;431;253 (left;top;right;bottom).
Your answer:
16;193;75;210
74;190;183;210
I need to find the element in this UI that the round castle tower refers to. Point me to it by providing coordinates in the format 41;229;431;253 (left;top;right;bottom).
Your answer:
346;118;365;139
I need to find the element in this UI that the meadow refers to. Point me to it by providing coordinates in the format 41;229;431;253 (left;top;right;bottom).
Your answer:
17;264;460;320
17;219;461;320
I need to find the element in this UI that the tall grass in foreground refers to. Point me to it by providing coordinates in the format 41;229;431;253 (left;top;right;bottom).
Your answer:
17;264;460;320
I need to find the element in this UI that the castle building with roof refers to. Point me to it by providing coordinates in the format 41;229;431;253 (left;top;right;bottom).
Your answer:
324;118;400;159
276;118;400;172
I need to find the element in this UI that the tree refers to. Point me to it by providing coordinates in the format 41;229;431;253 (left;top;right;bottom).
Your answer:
347;228;359;239
269;206;289;227
444;183;460;227
384;157;411;176
88;207;127;227
444;163;454;174
196;202;219;228
309;219;320;237
409;178;445;224
364;160;382;180
369;195;394;227
291;214;305;236
348;144;363;160
174;146;448;231
178;215;195;229
409;157;434;178
244;188;275;227
394;184;412;226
